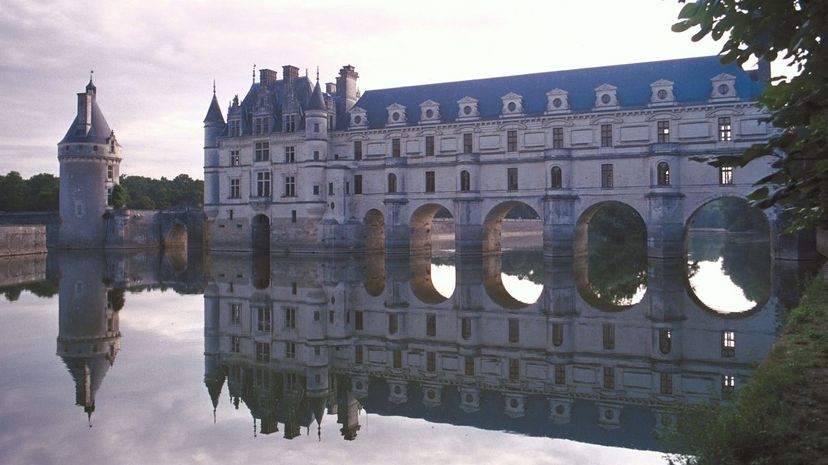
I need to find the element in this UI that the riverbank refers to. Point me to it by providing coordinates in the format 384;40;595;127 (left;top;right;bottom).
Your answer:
671;264;828;464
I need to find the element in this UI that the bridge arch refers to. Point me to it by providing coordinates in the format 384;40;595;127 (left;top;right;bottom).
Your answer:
410;202;454;256
574;200;646;256
364;209;386;254
482;252;543;310
410;255;455;304
683;195;771;241
482;200;542;255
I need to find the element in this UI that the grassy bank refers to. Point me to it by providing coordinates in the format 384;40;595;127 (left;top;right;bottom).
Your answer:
669;272;828;465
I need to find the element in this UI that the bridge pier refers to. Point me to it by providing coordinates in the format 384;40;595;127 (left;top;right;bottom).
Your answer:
543;193;578;259
455;198;484;258
771;211;819;261
646;192;685;259
384;199;410;257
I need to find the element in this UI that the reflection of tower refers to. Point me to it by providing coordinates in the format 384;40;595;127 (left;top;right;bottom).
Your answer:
337;382;361;440
203;282;225;421
56;251;121;423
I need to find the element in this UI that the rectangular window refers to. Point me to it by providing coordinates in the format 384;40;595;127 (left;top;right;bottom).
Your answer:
388;313;398;335
355;311;364;330
508;318;519;343
229;120;240;137
285;341;296;359
256;342;270;362
555;364;566;385
254;116;268;135
292;282;297;294
314;122;320;133
328;182;334;196
392;138;401;157
230;150;240;166
230;303;241;325
425;171;436;193
256;306;271;332
507;167;519;191
231;336;240;353
313;185;319;195
552;127;564;148
313;150;319;161
602;324;615;350
285;307;296;329
461;317;471;340
256;171;271;198
719;165;734;185
722;375;736;396
600;124;612;147
393;350;402;369
657;120;670;143
603;367;615;389
659;328;673;354
284;146;295;163
722;330;736;357
291;210;296;223
354;175;363;194
601;164;613;189
426;313;436;337
507;130;518;152
463;133;473;153
660;373;673;395
464;356;475;375
107;165;114;180
229;178;240;199
425;135;435;156
552;323;564;347
284;114;296;132
354;140;363;160
284;176;295;197
718;117;732;141
509;359;519;380
254;141;270;162
355;345;363;364
427;352;436;372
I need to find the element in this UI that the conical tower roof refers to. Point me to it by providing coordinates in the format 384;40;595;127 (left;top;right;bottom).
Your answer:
59;78;114;145
307;80;326;111
204;88;225;124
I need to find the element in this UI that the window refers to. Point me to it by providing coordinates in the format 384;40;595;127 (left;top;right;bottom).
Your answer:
313;150;319;161
354;140;362;160
229;178;240;198
507;130;518;152
313;185;319;195
284;176;295;197
657;120;670;143
388;313;398;334
460;170;470;192
659;328;672;354
552;127;564;148
427;352;436;372
286;342;296;359
602;324;615;350
231;336;240;353
600;124;612;147
256;342;270;362
229;120;240;137
601;164;613;189
314;122;320;133
292;282;297;294
230;303;241;325
719;165;733;185
603;366;615;389
254;141;270;162
107;165;113;180
256;171;271;197
253;116;268;135
285;307;296;329
508;318;519;343
256;307;271;332
425;135;435;156
555;364;566;385
509;359;519;380
722;375;736;396
657;162;670;186
425;171;435;193
464;356;475;375
660;373;673;394
461;317;471;340
354;175;363;194
355;311;363;330
392;138;401;157
355;345;363;364
328;182;334;195
552;323;564;347
718;117;732;141
550;166;562;189
426;313;436;337
387;173;397;193
291;210;296;223
284;146;295;163
230;150;240;166
228;209;233;219
722;330;736;357
507;167;518;191
393;350;402;369
284;114;296;132
329;311;335;323
463;133;473;153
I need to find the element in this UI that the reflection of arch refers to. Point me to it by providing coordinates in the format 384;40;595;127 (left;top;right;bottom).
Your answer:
683;268;766;319
574;253;639;312
574;201;645;256
252;214;270;253
364;209;386;254
410;255;453;304
482;254;528;309
482;201;541;255
363;252;385;297
410;203;453;256
164;223;188;250
252;253;270;289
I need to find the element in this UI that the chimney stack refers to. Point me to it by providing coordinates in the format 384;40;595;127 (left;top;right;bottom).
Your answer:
326;82;337;94
259;69;278;86
336;65;359;112
283;65;299;86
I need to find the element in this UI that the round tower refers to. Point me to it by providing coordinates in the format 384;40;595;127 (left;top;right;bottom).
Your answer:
57;77;122;248
203;83;225;216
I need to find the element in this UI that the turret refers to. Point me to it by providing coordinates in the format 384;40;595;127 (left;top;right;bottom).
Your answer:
305;73;328;141
335;65;359;112
203;84;225;214
57;76;121;248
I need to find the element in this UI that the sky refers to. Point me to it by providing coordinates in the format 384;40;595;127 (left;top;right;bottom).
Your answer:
0;0;734;180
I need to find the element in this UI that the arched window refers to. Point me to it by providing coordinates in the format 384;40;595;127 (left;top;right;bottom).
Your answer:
387;173;397;193
460;170;470;192
550;166;562;189
657;162;670;186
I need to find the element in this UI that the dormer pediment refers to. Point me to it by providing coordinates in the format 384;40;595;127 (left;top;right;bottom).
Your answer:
546;88;570;114
419;100;441;124
457;96;479;120
349;106;368;129
650;79;675;107
500;92;524;117
594;83;619;110
710;73;738;101
386;103;407;126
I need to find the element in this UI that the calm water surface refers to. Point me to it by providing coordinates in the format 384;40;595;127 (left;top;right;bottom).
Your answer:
0;232;816;465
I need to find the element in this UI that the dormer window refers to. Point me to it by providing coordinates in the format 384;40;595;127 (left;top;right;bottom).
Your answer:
501;93;523;117
253;116;269;136
650;79;675;106
457;96;479;120
228;119;240;137
419;100;440;124
284;114;296;132
546;89;570;114
350;107;368;129
594;84;619;110
710;73;738;101
386;103;407;126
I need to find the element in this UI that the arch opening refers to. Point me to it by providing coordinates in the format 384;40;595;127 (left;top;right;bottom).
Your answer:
482;251;544;309
252;214;270;253
410;204;454;257
410;254;456;304
364;209;386;254
482;201;542;255
574;201;647;310
685;197;771;315
163;223;188;272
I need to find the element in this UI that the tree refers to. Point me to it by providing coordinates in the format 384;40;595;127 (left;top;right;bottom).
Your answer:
110;183;129;209
673;0;828;230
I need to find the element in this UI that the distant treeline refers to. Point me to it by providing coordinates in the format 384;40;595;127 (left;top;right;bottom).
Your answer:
0;171;203;212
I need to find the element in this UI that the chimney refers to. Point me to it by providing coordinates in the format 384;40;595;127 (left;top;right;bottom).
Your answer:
259;69;278;86
336;65;359;112
76;91;92;135
282;65;299;86
326;82;337;94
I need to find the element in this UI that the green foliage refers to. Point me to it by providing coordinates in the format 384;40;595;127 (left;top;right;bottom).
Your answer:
110;183;129;209
119;174;203;210
674;0;828;230
586;204;648;305
0;171;58;212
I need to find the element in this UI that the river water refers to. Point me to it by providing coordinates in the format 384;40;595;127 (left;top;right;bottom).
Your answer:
0;232;817;465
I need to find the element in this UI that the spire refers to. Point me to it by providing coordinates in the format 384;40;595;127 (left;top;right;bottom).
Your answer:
212;79;216;95
307;78;326;111
252;64;256;83
203;83;225;125
86;70;96;94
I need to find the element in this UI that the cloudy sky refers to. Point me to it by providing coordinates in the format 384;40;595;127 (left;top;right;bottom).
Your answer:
0;0;729;180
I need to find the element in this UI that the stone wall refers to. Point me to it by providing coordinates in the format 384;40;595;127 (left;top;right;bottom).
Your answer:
0;212;59;247
0;225;47;256
0;253;46;287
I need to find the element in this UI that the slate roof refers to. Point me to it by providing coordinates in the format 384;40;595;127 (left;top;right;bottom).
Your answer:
307;80;326;111
59;90;114;144
353;56;765;130
203;93;225;124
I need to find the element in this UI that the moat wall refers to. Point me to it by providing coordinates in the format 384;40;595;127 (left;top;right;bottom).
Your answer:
0;225;47;257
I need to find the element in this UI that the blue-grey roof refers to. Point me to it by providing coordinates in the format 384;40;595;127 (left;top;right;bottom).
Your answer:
204;93;225;124
307;80;326;111
353;56;765;129
59;86;114;145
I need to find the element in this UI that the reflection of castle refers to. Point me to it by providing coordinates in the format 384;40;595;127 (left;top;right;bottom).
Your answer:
203;253;800;449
